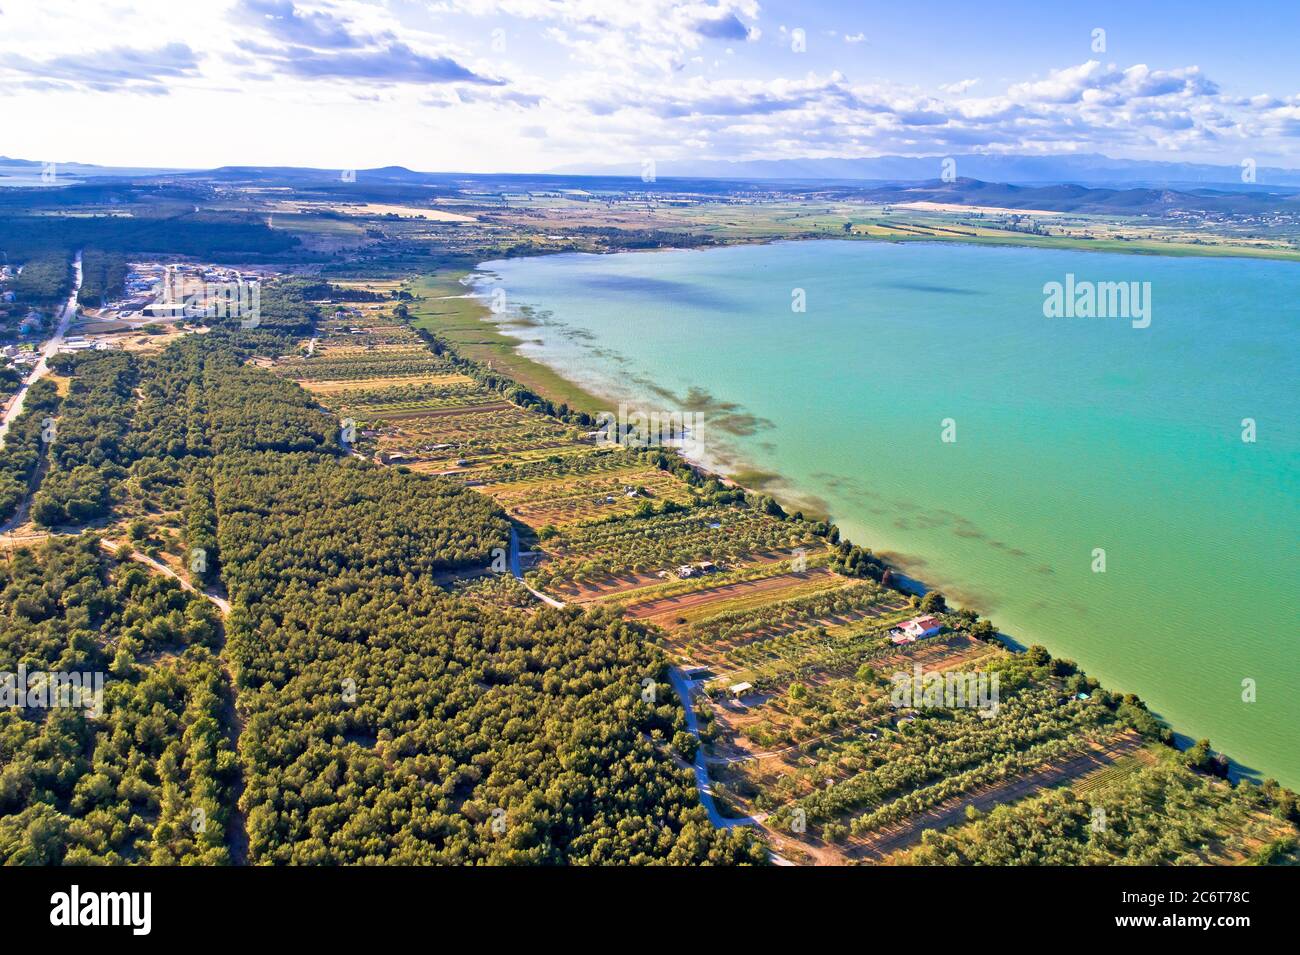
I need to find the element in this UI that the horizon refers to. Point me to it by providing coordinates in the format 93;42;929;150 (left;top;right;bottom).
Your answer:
8;149;1300;184
2;0;1298;172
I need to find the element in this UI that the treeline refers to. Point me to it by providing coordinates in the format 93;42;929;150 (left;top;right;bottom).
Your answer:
0;377;60;523
0;535;231;864
563;227;721;251
77;248;129;306
0;213;299;263
12;252;72;306
32;352;139;527
297;281;389;302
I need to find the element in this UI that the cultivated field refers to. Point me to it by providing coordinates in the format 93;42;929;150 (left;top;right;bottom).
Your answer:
282;271;1298;867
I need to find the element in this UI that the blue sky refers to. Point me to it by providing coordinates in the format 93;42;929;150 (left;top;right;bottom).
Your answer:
1;0;1296;172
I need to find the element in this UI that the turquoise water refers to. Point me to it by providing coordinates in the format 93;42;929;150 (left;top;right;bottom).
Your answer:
474;241;1299;787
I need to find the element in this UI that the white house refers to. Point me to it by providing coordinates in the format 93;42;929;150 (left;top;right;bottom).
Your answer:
889;615;943;645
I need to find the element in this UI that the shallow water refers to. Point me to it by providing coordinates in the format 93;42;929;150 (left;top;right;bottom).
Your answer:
475;240;1299;786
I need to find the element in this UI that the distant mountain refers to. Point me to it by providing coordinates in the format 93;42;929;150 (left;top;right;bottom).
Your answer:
192;164;433;183
0;156;182;175
4;156;1299;212
844;178;1299;216
551;153;1300;189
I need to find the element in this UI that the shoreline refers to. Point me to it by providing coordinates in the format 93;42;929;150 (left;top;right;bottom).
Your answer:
437;248;1289;787
471;226;1300;264
457;249;1044;604
451;258;1035;613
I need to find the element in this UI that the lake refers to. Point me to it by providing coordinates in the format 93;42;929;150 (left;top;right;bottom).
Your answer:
474;240;1299;787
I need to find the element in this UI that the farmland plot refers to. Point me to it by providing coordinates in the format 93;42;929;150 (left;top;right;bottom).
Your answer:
275;274;1292;869
534;504;823;595
484;465;697;527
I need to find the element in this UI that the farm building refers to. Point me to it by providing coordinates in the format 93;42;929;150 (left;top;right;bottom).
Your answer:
677;560;719;579
142;301;191;318
889;615;943;645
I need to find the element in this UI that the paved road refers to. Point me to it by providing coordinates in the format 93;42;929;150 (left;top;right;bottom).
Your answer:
508;525;565;608
0;250;82;449
668;667;760;829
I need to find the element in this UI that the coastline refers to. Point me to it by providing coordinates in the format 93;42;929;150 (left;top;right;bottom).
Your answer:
433;247;1295;788
408;270;609;416
446;257;1038;619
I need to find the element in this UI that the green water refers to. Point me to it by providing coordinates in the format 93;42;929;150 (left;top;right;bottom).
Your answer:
474;241;1299;787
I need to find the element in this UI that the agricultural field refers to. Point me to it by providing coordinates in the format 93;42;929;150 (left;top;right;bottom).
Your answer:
285;271;1300;868
391;404;578;472
4;265;1293;871
531;501;823;599
482;462;697;527
264;294;590;472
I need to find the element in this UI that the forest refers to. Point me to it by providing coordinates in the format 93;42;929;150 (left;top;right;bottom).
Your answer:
77;248;129;307
0;299;766;864
0;536;230;864
32;352;138;527
11;252;71;306
0;213;299;263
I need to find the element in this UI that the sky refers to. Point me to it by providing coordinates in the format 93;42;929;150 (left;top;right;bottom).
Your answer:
1;0;1297;173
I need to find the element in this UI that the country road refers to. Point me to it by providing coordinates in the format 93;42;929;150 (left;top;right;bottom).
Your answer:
668;667;761;830
100;538;232;616
502;524;769;842
508;525;565;608
0;250;82;449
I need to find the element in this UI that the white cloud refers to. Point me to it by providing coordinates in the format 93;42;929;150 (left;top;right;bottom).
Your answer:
0;1;1294;171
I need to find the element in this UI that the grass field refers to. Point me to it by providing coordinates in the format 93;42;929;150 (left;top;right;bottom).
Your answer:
408;272;607;414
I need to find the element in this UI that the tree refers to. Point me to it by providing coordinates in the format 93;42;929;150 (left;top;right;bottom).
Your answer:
920;590;947;613
673;731;699;761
